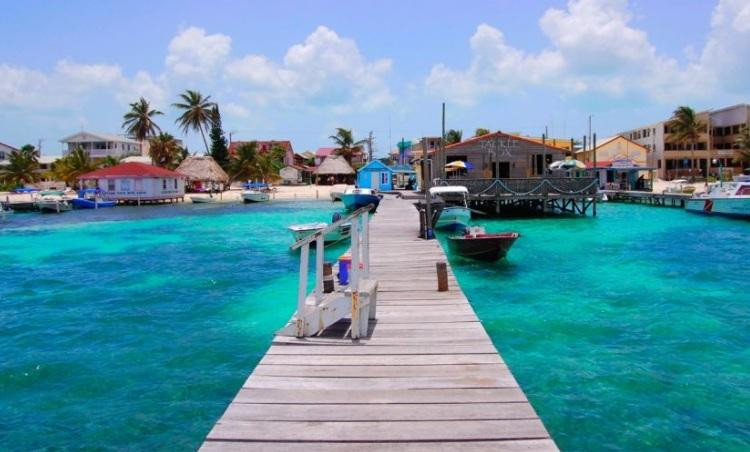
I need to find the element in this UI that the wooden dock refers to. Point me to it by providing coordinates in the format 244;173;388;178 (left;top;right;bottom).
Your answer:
601;190;691;208
201;196;556;451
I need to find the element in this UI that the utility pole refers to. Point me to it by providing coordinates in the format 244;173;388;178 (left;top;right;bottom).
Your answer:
588;115;593;153
367;131;374;163
441;102;446;179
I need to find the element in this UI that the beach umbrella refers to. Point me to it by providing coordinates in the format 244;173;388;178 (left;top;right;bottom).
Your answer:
445;161;468;169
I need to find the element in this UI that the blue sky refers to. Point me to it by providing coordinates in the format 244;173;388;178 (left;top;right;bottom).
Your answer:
1;0;748;157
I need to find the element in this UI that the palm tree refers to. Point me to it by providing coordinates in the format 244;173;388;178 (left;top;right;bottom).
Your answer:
229;141;258;182
474;128;490;137
172;90;216;153
2;144;40;186
52;146;96;186
99;155;121;168
735;124;750;169
122;97;163;142
668;106;705;181
445;129;463;145
329;128;366;164
148;133;181;169
252;152;283;183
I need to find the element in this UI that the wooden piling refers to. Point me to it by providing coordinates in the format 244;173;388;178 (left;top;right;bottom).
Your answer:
436;261;449;292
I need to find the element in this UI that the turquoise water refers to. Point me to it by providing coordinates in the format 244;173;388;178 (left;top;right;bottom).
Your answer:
2;202;749;450
437;204;750;450
0;202;349;450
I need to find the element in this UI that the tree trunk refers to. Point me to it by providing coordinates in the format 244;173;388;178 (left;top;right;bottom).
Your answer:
199;124;210;153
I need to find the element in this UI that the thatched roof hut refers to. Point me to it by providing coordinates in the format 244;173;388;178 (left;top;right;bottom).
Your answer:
176;156;229;183
313;155;355;185
314;155;355;175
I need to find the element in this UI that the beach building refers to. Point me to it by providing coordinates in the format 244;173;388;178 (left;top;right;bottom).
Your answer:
60;131;142;159
356;160;394;191
78;162;185;203
619;103;750;179
313;155;355;184
0;141;17;163
175;156;229;192
428;131;568;180
314;147;335;166
279;164;313;184
524;136;576;153
229;140;294;166
576;135;654;190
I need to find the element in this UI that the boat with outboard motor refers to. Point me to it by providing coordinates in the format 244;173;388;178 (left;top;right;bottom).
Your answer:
241;190;270;203
35;191;72;213
341;187;380;211
70;189;116;209
685;175;750;219
447;226;520;261
429;186;472;230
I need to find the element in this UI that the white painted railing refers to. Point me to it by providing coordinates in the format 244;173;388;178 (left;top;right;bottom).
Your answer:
289;204;375;338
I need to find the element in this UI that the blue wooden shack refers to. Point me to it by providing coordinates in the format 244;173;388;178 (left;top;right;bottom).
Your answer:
356;160;394;191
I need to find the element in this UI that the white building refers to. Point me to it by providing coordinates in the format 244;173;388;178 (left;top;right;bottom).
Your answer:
60;131;142;159
0;141;17;163
78;162;185;202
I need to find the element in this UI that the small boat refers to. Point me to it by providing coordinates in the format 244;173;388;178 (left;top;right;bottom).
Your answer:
241;190;270;203
330;184;349;201
447;226;520;261
36;196;72;213
189;195;216;204
341;187;380;211
289;222;351;244
685;175;750;219
429;186;472;230
70;189;116;209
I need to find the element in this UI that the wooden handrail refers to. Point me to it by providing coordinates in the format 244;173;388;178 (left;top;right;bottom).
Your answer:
289;204;374;250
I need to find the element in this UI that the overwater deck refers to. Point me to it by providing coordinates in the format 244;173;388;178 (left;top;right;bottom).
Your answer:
201;196;556;450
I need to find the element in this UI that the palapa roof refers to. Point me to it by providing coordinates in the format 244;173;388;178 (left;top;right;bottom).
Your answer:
313;155;355;175
175;155;229;182
78;162;185;179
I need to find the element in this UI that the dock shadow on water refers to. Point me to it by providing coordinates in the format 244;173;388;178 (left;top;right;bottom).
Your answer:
439;202;750;450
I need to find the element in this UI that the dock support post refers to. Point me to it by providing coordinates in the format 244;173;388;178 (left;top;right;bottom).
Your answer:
314;236;324;305
296;244;309;337
362;212;370;279
436;262;448;292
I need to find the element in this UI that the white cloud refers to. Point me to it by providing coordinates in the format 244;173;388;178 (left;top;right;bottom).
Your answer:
225;26;394;112
223;102;250;118
166;26;231;78
426;0;749;106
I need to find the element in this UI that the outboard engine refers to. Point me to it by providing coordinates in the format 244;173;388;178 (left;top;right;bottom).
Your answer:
332;212;342;223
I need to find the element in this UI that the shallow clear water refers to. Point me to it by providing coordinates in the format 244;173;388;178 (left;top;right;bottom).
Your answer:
0;201;348;450
437;203;750;450
1;202;749;450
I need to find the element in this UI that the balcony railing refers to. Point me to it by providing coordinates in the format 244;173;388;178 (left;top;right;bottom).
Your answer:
436;177;598;196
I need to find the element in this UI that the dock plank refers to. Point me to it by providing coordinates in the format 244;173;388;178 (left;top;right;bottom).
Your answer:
201;196;555;450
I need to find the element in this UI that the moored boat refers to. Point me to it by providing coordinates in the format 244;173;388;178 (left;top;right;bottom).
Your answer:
330;184;349;201
685;175;750;219
189;195;216;204
429;186;472;230
241;190;270;203
288;221;351;244
447;226;520;261
70;189;116;209
341;187;380;211
36;196;72;213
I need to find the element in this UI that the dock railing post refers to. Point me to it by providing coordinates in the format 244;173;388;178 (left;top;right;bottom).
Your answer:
296;243;309;337
362;212;370;279
314;236;324;305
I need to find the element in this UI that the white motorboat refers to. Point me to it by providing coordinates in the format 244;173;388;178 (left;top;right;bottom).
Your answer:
330;184;349;201
429;186;472;230
35;191;72;213
241;190;270;203
685;175;750;219
189;195;216;204
288;221;352;244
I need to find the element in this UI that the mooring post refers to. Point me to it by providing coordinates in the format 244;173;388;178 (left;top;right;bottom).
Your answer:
436;262;448;292
314;235;324;305
296;243;309;337
362;211;370;279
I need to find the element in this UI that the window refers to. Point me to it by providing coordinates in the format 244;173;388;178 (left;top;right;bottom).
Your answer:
381;172;388;184
108;179;115;191
121;179;131;191
0;151;5;160
134;179;143;191
174;179;178;189
162;179;167;190
658;160;662;169
732;125;741;134
94;142;108;150
724;126;731;135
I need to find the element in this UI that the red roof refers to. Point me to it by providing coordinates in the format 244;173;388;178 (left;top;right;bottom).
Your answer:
315;147;336;157
78;162;186;179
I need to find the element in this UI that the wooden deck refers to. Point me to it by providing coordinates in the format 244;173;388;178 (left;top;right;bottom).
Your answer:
201;196;556;451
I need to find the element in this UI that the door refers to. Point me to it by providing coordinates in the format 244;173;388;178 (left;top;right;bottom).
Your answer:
492;162;511;178
371;172;380;189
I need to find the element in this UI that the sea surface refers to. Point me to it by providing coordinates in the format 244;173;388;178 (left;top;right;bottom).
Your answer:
1;201;749;450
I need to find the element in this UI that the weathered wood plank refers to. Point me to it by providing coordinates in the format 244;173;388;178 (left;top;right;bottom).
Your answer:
252;363;509;378
259;353;503;365
201;439;558;452
206;419;549;442
243;375;519;390
265;344;500;355
231;387;529;404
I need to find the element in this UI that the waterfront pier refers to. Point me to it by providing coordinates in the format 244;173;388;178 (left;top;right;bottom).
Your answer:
201;196;555;450
601;189;691;208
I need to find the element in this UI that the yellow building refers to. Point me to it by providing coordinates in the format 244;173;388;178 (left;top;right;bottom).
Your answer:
523;136;576;153
575;135;649;166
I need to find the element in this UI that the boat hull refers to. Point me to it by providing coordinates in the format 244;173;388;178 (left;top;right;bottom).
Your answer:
448;233;519;261
37;201;72;213
289;223;351;243
70;198;116;209
242;191;270;203
685;197;750;219
435;206;471;230
341;193;380;211
188;196;216;204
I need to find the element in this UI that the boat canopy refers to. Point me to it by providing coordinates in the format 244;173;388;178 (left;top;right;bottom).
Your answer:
429;186;469;195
